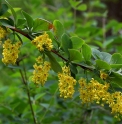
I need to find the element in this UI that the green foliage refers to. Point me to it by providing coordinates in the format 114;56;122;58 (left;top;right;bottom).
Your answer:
33;18;52;32
5;0;17;23
17;18;26;28
1;0;122;124
0;4;8;16
109;71;122;88
68;49;82;62
46;52;62;73
109;53;122;70
70;36;84;49
69;0;87;11
61;33;72;56
22;10;33;30
69;63;78;75
110;53;122;64
95;59;111;70
0;18;14;27
53;20;64;41
82;44;92;62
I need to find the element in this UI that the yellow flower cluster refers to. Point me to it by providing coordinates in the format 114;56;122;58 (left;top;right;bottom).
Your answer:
2;39;21;65
58;66;76;98
0;26;7;40
100;71;108;80
32;56;51;86
108;92;122;118
32;32;53;51
79;78;122;118
79;78;109;104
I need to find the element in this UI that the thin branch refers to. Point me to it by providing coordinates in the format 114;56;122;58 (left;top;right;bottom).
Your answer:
17;54;29;63
9;26;33;40
17;62;38;124
9;26;93;71
51;49;93;71
51;49;68;62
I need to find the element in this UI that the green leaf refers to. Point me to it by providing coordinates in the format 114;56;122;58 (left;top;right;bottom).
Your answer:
0;4;8;16
17;18;26;27
33;18;52;32
110;53;122;64
0;105;12;115
53;20;64;41
15;33;23;43
69;0;82;8
110;53;122;70
70;36;84;49
0;18;14;27
76;4;87;11
82;44;91;61
95;60;111;70
13;8;21;12
92;48;102;59
3;8;21;17
92;48;112;62
61;33;72;56
5;0;17;23
22;10;33;29
10;98;27;113
100;52;111;63
34;93;46;101
40;103;49;109
7;65;22;70
110;64;122;69
46;52;62;73
69;63;78;74
7;8;21;13
109;72;122;87
68;49;82;62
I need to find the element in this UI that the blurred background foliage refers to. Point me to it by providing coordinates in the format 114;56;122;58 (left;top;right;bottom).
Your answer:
0;0;122;123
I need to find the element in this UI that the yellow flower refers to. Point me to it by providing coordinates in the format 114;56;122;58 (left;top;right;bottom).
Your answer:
100;71;108;80
2;39;21;65
32;56;51;86
58;66;76;98
78;77;122;118
32;32;53;51
109;92;122;118
0;26;7;40
36;56;43;64
79;78;110;104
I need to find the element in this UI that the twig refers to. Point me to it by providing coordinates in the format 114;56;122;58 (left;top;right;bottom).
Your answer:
17;62;38;124
51;49;93;71
9;26;33;40
8;26;93;72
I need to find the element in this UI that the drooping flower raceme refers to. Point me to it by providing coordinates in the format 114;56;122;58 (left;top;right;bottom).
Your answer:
31;32;53;51
2;39;21;65
32;56;51;86
79;78;122;119
79;78;110;104
108;91;122;118
58;66;76;98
